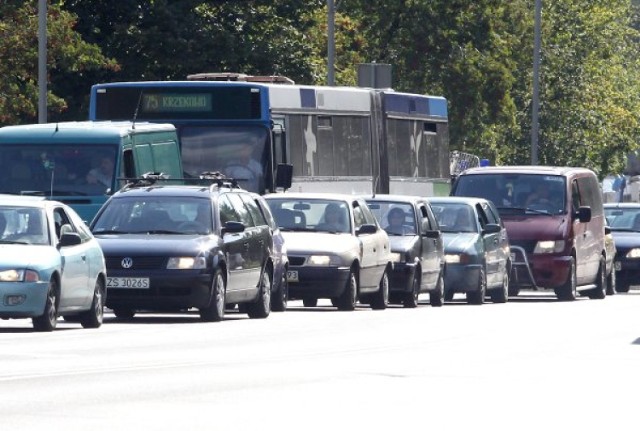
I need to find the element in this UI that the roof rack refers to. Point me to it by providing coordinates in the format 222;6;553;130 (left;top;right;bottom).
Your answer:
118;171;242;192
120;172;170;190
188;171;241;190
186;72;295;85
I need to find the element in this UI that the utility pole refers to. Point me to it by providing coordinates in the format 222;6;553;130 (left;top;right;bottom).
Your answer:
38;0;47;123
327;0;335;86
531;0;542;165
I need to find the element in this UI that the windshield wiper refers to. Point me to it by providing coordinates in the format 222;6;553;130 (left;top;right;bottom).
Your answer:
0;240;28;244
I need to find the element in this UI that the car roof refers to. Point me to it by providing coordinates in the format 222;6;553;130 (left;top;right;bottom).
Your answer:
458;165;594;177
112;184;242;199
0;194;57;209
364;194;427;204
428;196;490;206
263;192;358;203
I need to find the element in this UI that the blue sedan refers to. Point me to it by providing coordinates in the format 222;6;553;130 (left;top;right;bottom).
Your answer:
429;197;511;304
0;196;107;331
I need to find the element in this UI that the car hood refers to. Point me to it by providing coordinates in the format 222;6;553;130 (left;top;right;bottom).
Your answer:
501;214;568;241
389;235;419;253
610;231;640;250
442;232;478;252
0;244;59;269
95;234;221;255
281;231;358;254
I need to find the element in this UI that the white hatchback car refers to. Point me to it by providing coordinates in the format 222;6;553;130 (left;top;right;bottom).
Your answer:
264;193;392;310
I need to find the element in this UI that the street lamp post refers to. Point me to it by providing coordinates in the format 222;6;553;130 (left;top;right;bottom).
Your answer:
531;0;542;165
38;0;47;123
327;0;336;86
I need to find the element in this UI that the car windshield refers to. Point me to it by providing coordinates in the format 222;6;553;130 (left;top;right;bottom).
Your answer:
0;206;49;245
266;198;351;233
454;173;566;215
366;201;416;236
430;203;478;233
604;207;640;231
92;196;213;235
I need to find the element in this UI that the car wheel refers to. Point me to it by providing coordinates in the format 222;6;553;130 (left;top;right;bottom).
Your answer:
444;288;454;302
429;272;445;307
606;267;616;295
247;266;271;319
616;280;630;293
466;266;486;305
33;278;58;332
588;256;606;300
113;308;135;319
200;269;225;322
490;265;509;303
271;271;288;312
403;272;420;308
303;298;318;307
79;278;105;328
555;256;577;301
370;270;389;310
335;269;358;311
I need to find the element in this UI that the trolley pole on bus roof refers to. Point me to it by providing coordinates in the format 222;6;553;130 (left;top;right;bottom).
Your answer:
531;0;542;165
38;0;47;123
327;0;336;86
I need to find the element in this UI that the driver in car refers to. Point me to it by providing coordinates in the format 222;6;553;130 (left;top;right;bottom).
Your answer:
224;143;263;193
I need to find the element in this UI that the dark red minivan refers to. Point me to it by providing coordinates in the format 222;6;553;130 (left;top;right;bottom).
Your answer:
451;166;608;301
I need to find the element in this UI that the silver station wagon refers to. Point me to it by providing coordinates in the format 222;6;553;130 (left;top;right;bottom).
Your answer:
264;193;392;311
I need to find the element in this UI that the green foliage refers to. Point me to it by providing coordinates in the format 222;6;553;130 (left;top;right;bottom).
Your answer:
1;0;640;177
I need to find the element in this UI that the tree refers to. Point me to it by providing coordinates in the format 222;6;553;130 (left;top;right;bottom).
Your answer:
0;1;117;125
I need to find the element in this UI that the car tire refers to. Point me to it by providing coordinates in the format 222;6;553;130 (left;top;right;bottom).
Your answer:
79;278;105;328
588;256;606;300
490;265;509;303
606;266;616;296
555;256;577;301
303;298;318;307
271;271;288;312
403;273;420;308
466;266;486;305
113;308;135;319
335;269;358;311
247;266;271;319
444;288;454;302
616;280;630;293
33;278;59;332
200;269;225;322
370;270;389;310
429;272;445;307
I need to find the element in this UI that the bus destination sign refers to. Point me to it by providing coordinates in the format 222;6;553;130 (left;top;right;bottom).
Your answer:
142;93;212;113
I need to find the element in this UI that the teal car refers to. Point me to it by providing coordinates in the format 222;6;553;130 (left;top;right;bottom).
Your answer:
0;196;107;331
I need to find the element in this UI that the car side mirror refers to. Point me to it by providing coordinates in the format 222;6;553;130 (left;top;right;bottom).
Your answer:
59;232;82;247
357;224;377;235
222;221;245;235
275;164;293;191
424;229;440;239
482;223;501;235
605;225;611;235
576;206;592;223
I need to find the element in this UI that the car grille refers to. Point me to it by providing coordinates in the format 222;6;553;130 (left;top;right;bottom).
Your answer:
509;240;537;254
105;256;167;270
288;256;306;266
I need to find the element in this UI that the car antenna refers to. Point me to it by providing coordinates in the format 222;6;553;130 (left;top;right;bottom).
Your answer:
132;89;144;130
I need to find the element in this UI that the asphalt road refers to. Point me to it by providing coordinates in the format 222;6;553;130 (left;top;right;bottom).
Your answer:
0;290;638;430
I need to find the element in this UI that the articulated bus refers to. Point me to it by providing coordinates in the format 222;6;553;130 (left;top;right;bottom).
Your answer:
89;75;450;196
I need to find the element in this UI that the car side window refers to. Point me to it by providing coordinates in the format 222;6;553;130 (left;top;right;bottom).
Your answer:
352;203;366;229
218;194;239;225
239;193;267;227
476;204;489;228
483;202;499;225
418;204;433;230
226;193;254;227
54;207;87;242
571;180;580;212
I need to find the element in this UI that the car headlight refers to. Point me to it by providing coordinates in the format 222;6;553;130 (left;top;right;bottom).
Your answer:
445;253;469;264
389;252;404;263
307;255;341;266
0;269;40;282
533;240;565;254
166;257;207;269
625;248;640;259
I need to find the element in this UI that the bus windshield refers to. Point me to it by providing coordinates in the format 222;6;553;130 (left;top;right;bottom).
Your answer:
0;144;118;196
179;125;268;194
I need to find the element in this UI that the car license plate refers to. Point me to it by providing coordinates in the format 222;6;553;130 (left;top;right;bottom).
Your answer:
107;277;150;289
287;270;299;282
615;261;621;271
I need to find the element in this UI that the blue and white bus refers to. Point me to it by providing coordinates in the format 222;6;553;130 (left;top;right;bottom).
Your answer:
89;74;450;196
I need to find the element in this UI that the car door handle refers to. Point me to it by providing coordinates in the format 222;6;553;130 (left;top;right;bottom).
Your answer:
81;255;86;262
